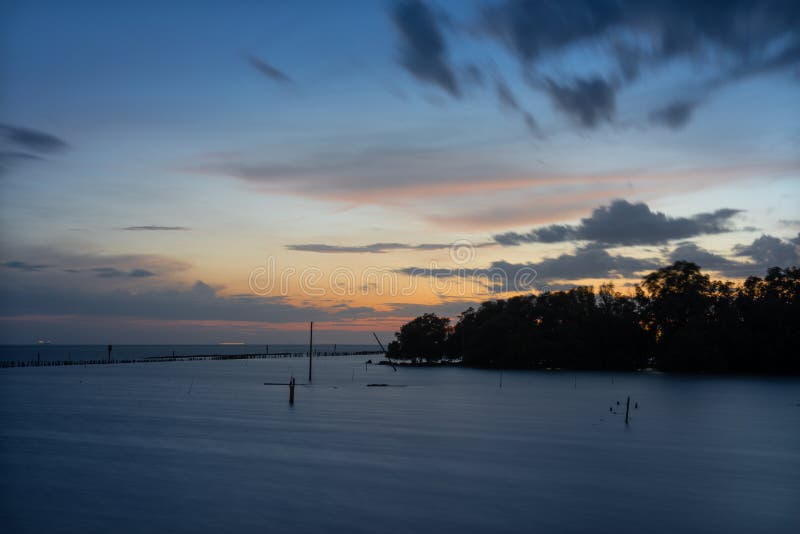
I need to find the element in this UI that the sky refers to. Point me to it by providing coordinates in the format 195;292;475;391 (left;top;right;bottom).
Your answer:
0;0;798;344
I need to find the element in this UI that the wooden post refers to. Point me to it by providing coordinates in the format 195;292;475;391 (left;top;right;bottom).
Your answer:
107;344;112;363
289;377;295;405
625;396;631;424
308;322;313;384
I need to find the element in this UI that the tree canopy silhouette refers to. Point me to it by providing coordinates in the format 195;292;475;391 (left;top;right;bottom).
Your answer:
387;263;799;373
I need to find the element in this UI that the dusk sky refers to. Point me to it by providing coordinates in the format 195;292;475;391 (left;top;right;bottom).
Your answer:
1;0;798;343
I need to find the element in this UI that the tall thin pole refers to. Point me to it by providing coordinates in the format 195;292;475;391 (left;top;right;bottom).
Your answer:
308;321;313;383
625;395;631;424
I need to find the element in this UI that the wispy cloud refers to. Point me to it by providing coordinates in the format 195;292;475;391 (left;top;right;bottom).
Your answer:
543;77;616;129
1;123;68;173
122;226;190;231
1;124;68;153
1;261;49;272
245;54;292;83
89;267;157;279
286;241;493;254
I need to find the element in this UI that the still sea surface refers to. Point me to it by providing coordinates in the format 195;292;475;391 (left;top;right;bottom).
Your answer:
1;355;798;533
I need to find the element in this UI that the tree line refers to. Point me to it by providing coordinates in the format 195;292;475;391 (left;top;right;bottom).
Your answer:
386;262;800;373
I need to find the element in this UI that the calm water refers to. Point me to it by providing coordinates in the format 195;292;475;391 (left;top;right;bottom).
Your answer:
0;344;380;362
1;357;798;533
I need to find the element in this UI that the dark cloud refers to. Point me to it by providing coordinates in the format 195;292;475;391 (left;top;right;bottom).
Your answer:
481;0;800;71
494;200;742;246
481;0;622;62
2;261;49;272
671;236;800;278
122;226;190;231
649;99;698;129
0;248;189;284
1;124;68;174
287;241;493;254
1;124;68;153
0;279;403;327
544;77;616;128
394;0;800;129
391;0;460;97
733;235;800;267
245;54;292;83
668;242;748;277
401;245;659;292
90;267;157;278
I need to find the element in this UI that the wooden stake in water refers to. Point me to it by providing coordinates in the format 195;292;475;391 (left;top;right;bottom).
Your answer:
625;395;631;424
107;344;112;363
289;377;295;405
308;321;313;384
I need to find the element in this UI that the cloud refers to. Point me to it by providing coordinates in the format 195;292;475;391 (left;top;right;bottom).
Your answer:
1;124;68;153
245;54;292;83
286;242;493;254
649;99;698;129
494;200;742;246
733;235;800;267
401;245;659;292
495;79;541;135
122;226;190;231
396;0;800;129
668;242;750;277
481;0;622;62
544;77;616;128
0;278;406;328
481;1;800;72
670;236;800;278
90;267;157;278
0;248;189;285
1;124;68;174
2;261;49;272
391;0;460;97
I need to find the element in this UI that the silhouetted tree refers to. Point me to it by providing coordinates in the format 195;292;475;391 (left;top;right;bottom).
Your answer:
388;263;799;373
387;313;450;362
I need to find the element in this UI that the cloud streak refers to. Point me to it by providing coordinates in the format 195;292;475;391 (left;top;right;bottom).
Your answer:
122;226;190;231
245;54;292;83
1;124;68;174
286;241;494;254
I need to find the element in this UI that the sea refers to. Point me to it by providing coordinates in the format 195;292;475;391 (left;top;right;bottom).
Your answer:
1;355;798;533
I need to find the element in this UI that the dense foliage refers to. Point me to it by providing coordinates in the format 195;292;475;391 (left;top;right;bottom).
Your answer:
387;262;800;373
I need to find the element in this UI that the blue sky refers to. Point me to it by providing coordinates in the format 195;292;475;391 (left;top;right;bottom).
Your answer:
1;0;798;343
